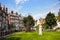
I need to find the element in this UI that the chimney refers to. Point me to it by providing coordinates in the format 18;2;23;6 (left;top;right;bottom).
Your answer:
2;5;5;12
6;7;8;13
11;11;14;14
0;3;2;10
16;12;18;15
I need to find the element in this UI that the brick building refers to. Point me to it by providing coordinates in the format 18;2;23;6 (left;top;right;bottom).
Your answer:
0;3;8;38
8;11;24;31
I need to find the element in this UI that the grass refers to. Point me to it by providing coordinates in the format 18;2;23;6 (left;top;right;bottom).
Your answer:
5;31;60;40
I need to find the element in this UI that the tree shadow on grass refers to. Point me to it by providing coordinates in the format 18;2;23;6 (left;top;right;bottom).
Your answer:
5;37;21;40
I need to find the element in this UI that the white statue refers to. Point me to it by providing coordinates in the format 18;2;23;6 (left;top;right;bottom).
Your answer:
39;24;42;35
37;19;42;35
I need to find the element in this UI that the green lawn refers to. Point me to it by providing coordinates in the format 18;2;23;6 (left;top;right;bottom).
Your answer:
5;31;60;40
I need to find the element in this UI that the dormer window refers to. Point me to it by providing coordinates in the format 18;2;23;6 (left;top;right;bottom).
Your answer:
11;11;13;14
16;12;18;15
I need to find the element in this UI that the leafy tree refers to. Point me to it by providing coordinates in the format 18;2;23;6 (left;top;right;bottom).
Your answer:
23;17;28;27
9;23;16;32
27;15;35;27
10;23;16;28
45;12;57;29
58;9;60;21
23;15;35;32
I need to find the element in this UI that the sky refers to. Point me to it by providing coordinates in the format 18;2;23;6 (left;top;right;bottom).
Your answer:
0;0;60;20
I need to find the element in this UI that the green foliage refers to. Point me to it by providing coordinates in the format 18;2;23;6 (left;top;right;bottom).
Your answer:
41;23;46;29
35;25;39;28
58;10;60;21
35;25;39;31
23;17;28;26
27;15;35;26
10;23;16;28
58;10;60;17
45;12;57;29
23;15;35;31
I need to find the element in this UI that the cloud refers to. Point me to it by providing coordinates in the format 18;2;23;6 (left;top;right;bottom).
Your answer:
14;0;29;13
32;12;48;20
15;0;29;4
14;5;23;12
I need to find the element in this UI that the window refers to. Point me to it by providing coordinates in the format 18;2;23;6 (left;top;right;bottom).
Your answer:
0;22;1;27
